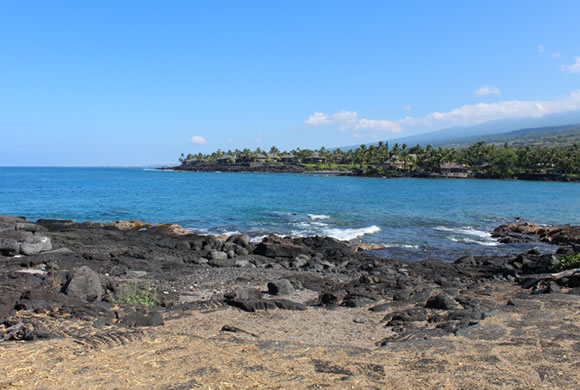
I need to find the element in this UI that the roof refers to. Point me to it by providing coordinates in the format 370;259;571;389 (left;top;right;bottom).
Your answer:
440;162;468;169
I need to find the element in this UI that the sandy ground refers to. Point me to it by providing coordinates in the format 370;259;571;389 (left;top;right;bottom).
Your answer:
2;284;579;390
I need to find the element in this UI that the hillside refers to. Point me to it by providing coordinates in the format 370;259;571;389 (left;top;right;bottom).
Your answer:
440;123;580;149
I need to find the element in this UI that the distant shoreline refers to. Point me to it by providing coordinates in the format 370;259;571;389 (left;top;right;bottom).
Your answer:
159;165;580;182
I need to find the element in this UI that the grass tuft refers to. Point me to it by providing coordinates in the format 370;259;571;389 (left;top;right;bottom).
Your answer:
558;253;580;270
112;281;159;307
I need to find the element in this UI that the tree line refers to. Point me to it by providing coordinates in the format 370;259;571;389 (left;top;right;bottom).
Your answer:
179;141;580;178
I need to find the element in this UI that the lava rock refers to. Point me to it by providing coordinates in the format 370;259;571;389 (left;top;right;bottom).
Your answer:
66;266;104;302
224;288;262;301
20;236;52;255
0;238;20;256
267;279;295;296
425;293;462;310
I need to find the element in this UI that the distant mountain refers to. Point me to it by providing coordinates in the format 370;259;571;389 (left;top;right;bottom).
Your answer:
337;110;580;150
440;123;580;149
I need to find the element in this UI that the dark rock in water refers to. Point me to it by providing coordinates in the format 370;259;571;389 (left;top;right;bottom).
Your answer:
0;238;20;256
254;236;312;258
425;293;462;310
66;266;104;302
118;309;164;327
225;298;306;312
267;279;295;296
224;288;262;301
20;236;52;255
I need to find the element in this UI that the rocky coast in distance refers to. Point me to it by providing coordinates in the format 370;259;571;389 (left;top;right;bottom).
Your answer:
1;213;579;388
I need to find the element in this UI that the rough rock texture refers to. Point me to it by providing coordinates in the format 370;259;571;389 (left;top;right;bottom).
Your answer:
66;266;104;302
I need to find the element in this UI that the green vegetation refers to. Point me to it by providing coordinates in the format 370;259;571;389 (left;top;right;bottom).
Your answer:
179;140;580;178
112;282;159;307
558;253;580;270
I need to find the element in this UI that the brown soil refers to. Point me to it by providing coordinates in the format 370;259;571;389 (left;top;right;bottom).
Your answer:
2;284;579;390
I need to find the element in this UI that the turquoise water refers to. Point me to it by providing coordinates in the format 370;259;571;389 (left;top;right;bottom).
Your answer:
1;167;579;261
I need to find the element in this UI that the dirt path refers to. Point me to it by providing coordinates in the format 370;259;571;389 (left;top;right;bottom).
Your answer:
2;291;579;390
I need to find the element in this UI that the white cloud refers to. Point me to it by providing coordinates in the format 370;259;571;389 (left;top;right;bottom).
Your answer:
552;52;561;58
538;44;544;53
561;57;580;73
402;105;412;111
304;112;331;125
305;89;580;136
475;85;502;96
190;136;207;144
305;110;401;135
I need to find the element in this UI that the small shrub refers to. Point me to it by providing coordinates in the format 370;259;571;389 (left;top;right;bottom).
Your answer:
558;253;580;270
112;281;159;307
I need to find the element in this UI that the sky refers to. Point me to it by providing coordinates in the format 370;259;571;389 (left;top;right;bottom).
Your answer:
1;1;580;166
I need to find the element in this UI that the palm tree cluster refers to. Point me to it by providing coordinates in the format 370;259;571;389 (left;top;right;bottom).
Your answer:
179;141;580;178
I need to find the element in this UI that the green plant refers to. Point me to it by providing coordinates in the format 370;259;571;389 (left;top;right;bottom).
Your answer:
558;253;580;270
112;281;159;307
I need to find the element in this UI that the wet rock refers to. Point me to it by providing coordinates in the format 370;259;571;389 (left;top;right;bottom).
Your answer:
66;266;104;302
267;279;295;296
425;293;462;310
20;236;52;255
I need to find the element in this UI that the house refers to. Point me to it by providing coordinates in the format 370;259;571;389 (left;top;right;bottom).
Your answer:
440;162;471;178
382;156;415;171
280;154;298;164
216;155;236;164
303;153;326;164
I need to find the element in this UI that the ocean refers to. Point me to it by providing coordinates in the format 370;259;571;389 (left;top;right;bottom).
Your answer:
1;167;579;261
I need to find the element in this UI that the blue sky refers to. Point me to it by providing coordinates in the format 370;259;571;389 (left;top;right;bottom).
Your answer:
1;1;579;166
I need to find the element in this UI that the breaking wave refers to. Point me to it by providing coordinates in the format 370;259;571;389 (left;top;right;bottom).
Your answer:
322;225;381;241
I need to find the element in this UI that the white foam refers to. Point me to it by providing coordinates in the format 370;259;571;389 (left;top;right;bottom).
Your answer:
448;236;499;247
435;226;491;238
383;244;421;249
322;225;381;241
307;214;330;220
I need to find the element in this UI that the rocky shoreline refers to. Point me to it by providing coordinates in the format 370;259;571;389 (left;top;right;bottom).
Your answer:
1;215;579;387
163;164;580;182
